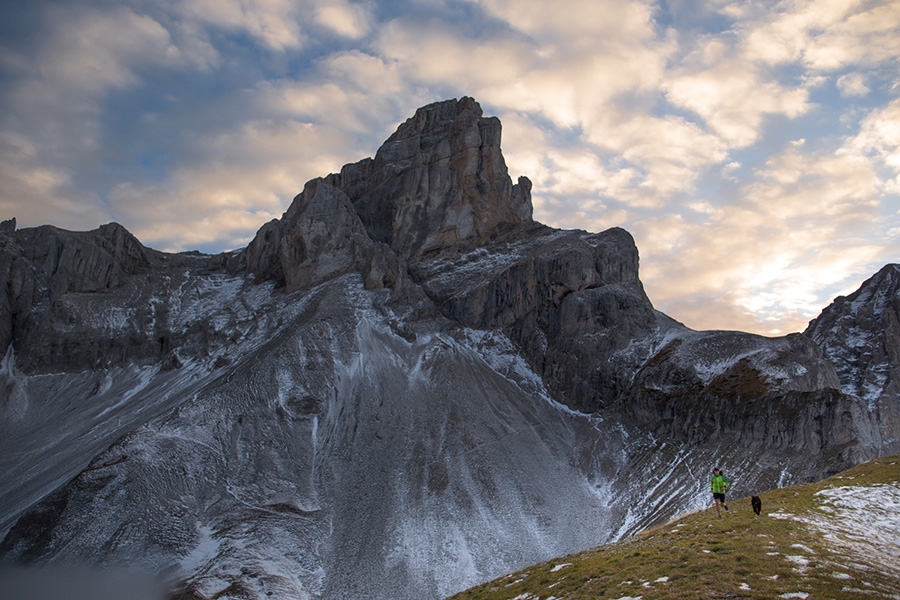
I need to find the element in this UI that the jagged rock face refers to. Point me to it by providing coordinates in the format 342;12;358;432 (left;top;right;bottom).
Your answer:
0;221;232;373
804;264;900;453
0;99;890;600
334;96;532;260
235;178;412;295
236;98;532;289
622;331;877;469
409;224;657;412
590;316;883;476
234;97;531;294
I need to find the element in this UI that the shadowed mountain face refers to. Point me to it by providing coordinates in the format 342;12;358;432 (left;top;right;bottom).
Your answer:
0;98;892;599
804;264;900;454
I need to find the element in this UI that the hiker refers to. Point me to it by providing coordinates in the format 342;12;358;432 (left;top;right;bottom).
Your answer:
711;467;730;518
719;469;731;510
720;469;731;490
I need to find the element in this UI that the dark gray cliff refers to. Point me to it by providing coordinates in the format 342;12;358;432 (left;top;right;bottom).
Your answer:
0;220;233;373
0;98;890;600
334;95;532;259
230;177;417;298
409;224;657;413
804;264;900;453
620;331;875;472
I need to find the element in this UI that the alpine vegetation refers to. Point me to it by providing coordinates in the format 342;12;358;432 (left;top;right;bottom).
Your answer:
449;456;900;600
0;99;897;600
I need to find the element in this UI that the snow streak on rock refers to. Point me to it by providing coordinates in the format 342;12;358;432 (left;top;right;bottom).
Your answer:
805;264;900;452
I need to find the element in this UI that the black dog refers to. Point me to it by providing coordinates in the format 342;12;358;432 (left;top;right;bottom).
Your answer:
751;495;762;516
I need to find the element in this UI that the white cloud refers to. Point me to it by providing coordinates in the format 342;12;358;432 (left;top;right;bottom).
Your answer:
741;0;900;71
837;72;870;97
179;0;307;50
109;119;363;251
0;132;109;231
583;111;728;198
314;1;374;39
260;51;417;135
7;4;187;110
799;0;900;71
664;36;811;147
0;4;193;229
374;19;534;95
474;0;658;44
846;98;900;176
0;3;210;158
38;6;178;92
634;133;895;334
662;0;900;149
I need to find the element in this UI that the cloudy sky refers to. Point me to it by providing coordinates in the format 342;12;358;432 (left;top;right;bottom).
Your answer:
1;0;899;335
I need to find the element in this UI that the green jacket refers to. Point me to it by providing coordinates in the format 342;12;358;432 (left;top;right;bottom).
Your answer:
711;474;730;494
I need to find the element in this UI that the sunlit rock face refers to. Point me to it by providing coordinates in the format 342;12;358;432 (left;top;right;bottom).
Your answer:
805;264;900;454
334;96;533;259
232;97;533;293
0;99;888;600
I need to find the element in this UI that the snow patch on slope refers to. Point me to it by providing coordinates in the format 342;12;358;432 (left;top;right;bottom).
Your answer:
770;477;900;578
803;482;900;575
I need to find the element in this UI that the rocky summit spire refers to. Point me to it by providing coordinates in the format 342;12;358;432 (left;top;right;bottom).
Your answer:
236;98;533;291
336;96;533;259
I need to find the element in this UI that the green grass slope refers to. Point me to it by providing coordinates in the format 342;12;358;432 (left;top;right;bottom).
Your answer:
447;456;900;600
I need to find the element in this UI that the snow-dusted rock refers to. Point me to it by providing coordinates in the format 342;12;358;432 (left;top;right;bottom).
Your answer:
622;330;878;466
234;177;409;294
804;264;900;453
0;222;232;373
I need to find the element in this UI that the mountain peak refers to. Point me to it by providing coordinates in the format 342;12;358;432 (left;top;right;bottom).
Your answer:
340;96;533;258
238;97;533;290
804;263;900;453
381;96;484;147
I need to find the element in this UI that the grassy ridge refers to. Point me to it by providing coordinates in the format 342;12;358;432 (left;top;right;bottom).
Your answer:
448;456;900;600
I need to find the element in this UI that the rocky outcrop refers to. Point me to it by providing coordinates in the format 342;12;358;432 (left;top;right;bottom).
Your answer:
804;264;900;453
333;96;532;260
0;221;230;373
409;225;656;411
233;178;408;293
233;97;531;297
236;97;532;283
620;331;878;470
